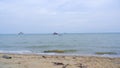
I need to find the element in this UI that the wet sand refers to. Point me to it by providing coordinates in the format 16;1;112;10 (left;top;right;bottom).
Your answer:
0;53;120;68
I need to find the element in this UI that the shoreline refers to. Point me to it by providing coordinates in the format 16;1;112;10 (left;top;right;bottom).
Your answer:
0;53;120;68
0;52;120;58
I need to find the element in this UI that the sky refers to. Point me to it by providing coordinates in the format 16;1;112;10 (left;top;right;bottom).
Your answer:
0;0;120;34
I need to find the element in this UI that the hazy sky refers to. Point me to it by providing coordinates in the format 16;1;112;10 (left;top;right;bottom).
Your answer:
0;0;120;33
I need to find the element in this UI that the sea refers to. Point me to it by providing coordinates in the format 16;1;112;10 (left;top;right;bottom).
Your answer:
0;33;120;57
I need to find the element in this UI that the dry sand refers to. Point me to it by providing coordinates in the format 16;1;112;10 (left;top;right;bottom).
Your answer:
0;53;120;68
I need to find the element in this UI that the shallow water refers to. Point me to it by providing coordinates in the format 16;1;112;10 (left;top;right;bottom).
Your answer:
0;33;120;57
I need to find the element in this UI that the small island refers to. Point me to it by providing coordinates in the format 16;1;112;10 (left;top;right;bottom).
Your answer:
53;32;58;35
18;32;24;35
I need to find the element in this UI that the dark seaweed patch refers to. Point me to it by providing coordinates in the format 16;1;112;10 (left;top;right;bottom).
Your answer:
43;49;77;53
95;52;117;55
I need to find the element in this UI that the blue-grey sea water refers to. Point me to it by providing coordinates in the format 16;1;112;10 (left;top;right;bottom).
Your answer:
0;33;120;57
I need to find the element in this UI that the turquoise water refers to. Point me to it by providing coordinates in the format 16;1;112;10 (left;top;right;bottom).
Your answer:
0;33;120;57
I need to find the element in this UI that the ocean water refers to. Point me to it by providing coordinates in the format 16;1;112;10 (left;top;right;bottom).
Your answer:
0;33;120;57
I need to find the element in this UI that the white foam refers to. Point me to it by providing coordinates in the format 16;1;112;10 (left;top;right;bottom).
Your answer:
36;53;57;55
0;50;32;54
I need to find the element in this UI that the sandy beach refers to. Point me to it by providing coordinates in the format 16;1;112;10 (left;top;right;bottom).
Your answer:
0;53;120;68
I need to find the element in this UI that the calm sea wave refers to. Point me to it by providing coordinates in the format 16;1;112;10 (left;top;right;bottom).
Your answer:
0;33;120;57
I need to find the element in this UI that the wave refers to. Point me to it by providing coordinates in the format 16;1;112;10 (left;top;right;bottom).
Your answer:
26;45;51;48
0;50;32;54
0;50;120;58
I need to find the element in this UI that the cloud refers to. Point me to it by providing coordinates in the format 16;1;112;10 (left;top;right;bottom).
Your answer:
0;0;120;33
0;0;119;15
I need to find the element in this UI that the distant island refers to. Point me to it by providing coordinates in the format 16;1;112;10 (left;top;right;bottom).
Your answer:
53;32;58;35
18;32;24;35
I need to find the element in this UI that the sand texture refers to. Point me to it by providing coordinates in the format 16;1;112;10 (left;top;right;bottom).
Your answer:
0;53;120;68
